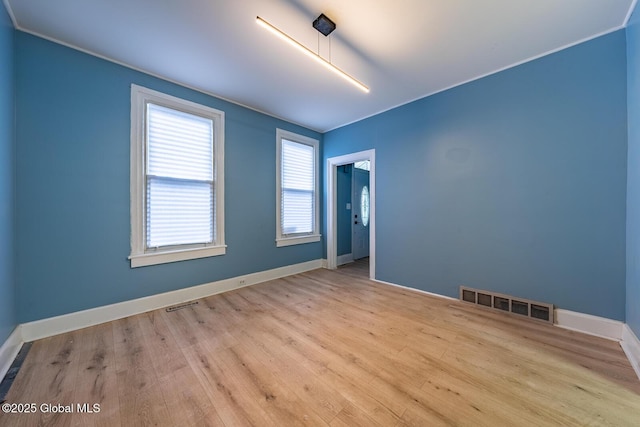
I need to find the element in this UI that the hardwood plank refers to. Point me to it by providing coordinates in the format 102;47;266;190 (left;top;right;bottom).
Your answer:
157;366;223;426
237;306;403;425
203;291;269;328
112;315;171;426
162;300;238;351
216;343;329;426
71;323;120;427
438;333;640;425
329;402;385;427
237;323;347;423
138;310;189;380
181;340;277;427
0;331;82;427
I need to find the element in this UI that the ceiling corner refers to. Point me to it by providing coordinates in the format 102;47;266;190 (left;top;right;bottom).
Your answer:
2;0;18;29
624;0;639;26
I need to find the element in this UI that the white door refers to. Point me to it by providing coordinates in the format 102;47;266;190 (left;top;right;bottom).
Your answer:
352;168;370;260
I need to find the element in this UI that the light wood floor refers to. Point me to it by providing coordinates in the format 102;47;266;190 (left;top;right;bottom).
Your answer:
1;262;639;426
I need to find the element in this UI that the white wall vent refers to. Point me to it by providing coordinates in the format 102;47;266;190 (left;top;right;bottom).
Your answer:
459;286;554;324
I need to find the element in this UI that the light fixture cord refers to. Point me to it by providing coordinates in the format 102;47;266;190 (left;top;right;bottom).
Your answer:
317;31;333;64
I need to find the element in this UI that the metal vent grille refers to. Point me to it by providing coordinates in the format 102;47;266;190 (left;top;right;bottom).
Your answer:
166;301;198;312
460;286;554;324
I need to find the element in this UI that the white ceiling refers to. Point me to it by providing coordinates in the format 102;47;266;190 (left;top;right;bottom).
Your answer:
4;0;636;132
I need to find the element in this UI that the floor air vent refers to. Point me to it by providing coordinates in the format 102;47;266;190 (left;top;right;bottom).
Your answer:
166;301;198;312
460;286;554;324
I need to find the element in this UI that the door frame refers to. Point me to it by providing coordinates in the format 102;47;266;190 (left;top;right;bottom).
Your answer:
326;149;375;279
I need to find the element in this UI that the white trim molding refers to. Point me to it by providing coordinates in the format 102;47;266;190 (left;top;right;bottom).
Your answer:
621;324;640;380
554;309;623;341
130;245;228;268
336;253;354;266
20;259;323;342
373;279;458;301
276;234;321;248
0;326;22;382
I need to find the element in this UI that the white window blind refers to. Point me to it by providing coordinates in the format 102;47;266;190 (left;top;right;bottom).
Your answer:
281;139;315;235
146;103;214;248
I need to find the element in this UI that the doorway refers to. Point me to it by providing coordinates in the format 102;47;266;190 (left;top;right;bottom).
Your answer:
335;164;370;264
326;150;375;279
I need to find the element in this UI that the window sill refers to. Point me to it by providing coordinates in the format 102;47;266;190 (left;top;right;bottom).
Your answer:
129;245;226;268
276;234;321;247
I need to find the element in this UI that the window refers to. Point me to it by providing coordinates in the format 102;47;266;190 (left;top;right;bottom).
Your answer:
130;85;225;267
276;129;320;247
361;185;370;227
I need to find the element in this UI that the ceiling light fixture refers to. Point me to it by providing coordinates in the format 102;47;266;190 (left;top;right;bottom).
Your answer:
312;14;336;36
256;16;369;93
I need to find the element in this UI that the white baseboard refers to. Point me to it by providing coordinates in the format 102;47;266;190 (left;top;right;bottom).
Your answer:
621;324;640;380
0;326;23;382
336;253;354;266
372;279;458;301
20;259;324;342
554;309;623;341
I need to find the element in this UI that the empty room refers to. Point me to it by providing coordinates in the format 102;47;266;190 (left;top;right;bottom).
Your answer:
1;0;640;425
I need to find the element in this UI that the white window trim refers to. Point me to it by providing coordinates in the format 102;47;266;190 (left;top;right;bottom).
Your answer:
129;84;225;268
276;129;321;247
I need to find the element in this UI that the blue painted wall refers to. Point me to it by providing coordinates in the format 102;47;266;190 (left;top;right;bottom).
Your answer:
324;30;628;320
14;33;322;323
627;4;640;336
337;165;352;256
0;5;16;344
